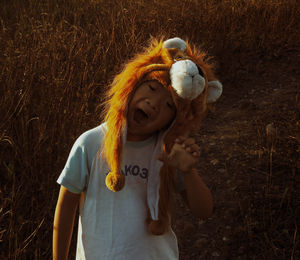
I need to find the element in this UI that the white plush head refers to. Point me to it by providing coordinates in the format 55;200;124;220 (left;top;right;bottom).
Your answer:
163;37;223;103
170;59;205;100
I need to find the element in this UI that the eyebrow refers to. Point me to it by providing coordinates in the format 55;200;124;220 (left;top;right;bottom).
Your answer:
148;80;164;88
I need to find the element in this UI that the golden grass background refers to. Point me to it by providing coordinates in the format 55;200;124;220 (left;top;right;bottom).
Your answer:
0;0;299;258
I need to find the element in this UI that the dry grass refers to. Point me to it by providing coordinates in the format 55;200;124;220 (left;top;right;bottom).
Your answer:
0;0;299;258
234;91;300;259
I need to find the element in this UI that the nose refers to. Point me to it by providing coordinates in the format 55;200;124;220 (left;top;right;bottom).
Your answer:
146;98;160;112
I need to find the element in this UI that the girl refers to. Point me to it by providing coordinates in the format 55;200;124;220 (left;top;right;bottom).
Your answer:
53;37;222;260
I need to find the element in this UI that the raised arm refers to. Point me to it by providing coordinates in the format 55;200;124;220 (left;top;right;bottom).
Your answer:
53;186;80;260
158;136;213;219
180;168;213;219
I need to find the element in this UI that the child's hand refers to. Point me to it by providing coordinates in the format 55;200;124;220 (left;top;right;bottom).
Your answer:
158;136;200;173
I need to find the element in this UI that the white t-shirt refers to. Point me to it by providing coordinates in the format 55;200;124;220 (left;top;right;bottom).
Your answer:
57;123;180;260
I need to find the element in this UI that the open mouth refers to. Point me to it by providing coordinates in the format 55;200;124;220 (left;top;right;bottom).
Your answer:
133;108;149;124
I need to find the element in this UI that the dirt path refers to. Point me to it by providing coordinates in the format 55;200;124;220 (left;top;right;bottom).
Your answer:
173;49;300;259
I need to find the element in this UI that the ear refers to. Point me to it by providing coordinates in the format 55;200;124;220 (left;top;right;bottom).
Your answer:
163;37;187;52
207;80;223;103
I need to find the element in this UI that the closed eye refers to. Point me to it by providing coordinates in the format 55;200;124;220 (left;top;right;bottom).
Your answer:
166;101;174;109
174;55;183;61
148;84;155;91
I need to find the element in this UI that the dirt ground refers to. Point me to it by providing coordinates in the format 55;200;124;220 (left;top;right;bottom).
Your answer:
172;48;300;259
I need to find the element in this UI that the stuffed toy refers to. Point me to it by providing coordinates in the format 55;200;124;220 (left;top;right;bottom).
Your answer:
102;37;222;235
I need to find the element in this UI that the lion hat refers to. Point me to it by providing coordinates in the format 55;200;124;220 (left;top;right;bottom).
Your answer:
102;37;222;235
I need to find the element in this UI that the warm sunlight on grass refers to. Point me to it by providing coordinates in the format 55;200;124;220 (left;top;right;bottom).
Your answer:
0;0;299;258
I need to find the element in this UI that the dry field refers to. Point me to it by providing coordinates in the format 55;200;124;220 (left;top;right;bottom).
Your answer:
0;0;299;259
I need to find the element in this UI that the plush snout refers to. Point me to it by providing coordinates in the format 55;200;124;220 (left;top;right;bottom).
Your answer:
170;59;205;100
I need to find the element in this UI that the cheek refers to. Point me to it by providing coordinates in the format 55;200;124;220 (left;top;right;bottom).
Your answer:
161;110;176;128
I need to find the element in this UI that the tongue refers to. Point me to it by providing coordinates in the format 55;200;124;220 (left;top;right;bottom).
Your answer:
134;109;148;124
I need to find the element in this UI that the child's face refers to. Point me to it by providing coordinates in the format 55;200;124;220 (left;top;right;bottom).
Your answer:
127;80;176;141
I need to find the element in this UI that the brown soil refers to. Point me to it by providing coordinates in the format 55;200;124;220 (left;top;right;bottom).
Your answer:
173;48;300;259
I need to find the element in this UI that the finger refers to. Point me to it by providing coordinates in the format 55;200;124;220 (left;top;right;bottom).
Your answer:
192;151;199;157
185;144;198;151
189;143;200;153
175;136;186;144
175;138;182;144
187;144;200;156
184;145;200;157
182;138;195;148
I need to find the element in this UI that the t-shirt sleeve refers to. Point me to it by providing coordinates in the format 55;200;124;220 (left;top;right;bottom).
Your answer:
57;133;90;194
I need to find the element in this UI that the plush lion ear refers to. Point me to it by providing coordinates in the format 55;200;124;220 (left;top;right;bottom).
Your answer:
163;37;187;52
207;80;223;103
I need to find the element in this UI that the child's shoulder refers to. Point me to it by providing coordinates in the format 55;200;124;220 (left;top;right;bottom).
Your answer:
74;122;107;150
